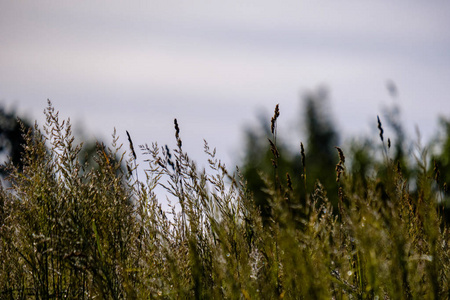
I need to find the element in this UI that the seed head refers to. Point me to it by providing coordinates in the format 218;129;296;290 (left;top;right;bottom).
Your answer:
174;119;182;148
300;142;305;168
335;146;345;164
335;147;345;182
377;115;384;142
126;130;137;160
268;138;279;158
271;104;280;135
286;173;292;191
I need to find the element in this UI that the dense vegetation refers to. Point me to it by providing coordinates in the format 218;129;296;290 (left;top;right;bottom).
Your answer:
1;100;450;299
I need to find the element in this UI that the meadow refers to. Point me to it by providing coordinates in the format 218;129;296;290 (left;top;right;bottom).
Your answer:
1;101;449;299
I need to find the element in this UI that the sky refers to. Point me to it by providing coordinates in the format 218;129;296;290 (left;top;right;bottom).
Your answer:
1;1;450;171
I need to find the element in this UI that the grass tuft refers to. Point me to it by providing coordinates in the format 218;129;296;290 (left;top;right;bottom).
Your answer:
0;103;449;299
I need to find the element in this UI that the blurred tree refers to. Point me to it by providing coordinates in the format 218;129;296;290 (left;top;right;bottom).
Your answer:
0;106;31;177
0;105;122;179
241;111;297;222
241;87;340;222
346;138;374;196
382;97;411;179
429;117;450;224
432;117;450;195
300;88;340;208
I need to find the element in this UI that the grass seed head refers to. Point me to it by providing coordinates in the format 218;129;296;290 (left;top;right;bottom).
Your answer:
286;172;292;191
174;118;182;148
335;146;345;164
271;104;280;135
434;160;440;184
268;138;279;158
300;142;305;168
335;146;345;182
377;115;384;142
126;130;137;160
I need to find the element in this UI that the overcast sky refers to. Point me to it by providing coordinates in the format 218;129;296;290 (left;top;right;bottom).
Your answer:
1;1;450;169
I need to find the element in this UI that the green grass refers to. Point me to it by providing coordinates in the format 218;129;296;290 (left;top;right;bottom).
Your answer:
1;101;449;299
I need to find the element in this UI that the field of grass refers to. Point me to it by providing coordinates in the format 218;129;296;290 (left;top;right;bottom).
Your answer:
1;101;449;299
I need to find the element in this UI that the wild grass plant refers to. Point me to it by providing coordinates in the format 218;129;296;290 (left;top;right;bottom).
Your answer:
1;101;449;299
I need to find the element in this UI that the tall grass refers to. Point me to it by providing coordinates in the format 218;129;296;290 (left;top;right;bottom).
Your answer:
1;101;449;299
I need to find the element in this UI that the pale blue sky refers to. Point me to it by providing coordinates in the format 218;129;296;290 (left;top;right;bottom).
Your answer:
1;1;450;168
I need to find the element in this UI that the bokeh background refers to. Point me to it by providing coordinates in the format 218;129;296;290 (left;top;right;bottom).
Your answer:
1;0;450;169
